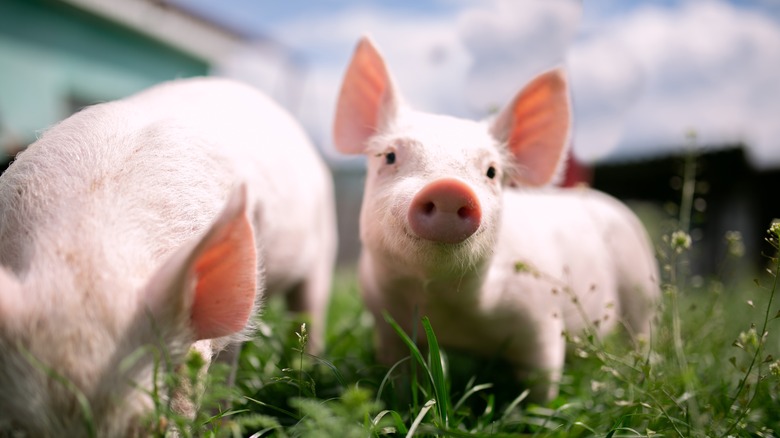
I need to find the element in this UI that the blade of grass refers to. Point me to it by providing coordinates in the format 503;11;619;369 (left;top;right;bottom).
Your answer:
452;383;493;413
406;399;436;438
383;313;435;398
376;356;411;404
481;393;496;425
422;316;450;427
499;389;529;423
243;396;299;420
304;352;346;387
574;421;597;435
371;409;408;436
411;306;421;412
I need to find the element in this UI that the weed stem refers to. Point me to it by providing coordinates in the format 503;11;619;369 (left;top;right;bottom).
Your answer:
723;248;780;436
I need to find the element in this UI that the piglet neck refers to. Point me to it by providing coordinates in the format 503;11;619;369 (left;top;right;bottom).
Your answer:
372;248;490;298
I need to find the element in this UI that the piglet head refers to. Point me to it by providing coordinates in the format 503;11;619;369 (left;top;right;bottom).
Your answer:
0;184;259;436
334;36;571;271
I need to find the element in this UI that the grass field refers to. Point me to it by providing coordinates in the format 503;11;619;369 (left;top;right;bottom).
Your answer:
150;217;780;437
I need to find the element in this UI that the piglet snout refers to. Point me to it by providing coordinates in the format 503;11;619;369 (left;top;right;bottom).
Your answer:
408;178;481;244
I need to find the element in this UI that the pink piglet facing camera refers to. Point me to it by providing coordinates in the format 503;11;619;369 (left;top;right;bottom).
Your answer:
333;36;660;402
0;77;337;436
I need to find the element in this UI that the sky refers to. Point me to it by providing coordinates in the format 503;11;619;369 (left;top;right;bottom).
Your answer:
170;0;780;169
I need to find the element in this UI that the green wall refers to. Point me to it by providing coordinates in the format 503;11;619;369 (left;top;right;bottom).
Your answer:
0;0;210;150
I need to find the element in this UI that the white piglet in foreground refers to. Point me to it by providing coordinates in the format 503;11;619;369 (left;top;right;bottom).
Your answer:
334;37;659;401
0;78;336;435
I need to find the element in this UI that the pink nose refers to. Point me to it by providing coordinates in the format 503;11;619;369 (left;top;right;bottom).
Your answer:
407;178;482;244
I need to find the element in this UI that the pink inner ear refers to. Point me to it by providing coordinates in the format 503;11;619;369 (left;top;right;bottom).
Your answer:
142;185;258;343
496;69;571;187
189;187;258;340
333;36;396;154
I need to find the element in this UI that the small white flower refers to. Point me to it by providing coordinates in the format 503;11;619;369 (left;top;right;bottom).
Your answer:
770;360;780;377
770;221;780;238
670;230;692;253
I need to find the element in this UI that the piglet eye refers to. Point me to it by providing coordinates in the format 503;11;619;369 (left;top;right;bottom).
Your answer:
486;166;496;179
385;152;396;165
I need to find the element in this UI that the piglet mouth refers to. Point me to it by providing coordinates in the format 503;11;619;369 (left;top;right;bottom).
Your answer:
403;223;484;246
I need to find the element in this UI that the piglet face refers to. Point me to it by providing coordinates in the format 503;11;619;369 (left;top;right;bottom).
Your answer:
359;111;505;270
334;37;570;273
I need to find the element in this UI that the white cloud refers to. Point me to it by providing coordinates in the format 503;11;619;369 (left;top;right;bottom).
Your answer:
569;1;780;167
213;42;306;111
234;8;472;160
457;0;582;114
215;0;780;169
216;0;581;161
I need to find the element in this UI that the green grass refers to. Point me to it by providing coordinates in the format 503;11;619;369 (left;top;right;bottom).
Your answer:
160;227;780;437
154;147;780;437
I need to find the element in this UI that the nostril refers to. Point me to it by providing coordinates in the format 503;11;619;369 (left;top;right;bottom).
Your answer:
457;206;474;219
423;202;436;216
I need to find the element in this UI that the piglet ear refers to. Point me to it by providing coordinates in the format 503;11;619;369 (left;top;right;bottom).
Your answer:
144;184;258;341
491;68;571;187
333;36;400;154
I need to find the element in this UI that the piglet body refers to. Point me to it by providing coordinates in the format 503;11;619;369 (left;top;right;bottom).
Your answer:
335;38;659;401
0;78;336;435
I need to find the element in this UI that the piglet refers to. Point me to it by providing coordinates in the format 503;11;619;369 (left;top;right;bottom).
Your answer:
334;37;659;401
0;77;337;435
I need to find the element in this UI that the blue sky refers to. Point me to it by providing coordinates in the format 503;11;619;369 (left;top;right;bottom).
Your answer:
171;0;780;168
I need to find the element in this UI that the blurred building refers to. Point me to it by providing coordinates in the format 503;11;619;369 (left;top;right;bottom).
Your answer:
592;145;780;277
0;0;302;171
0;0;362;264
